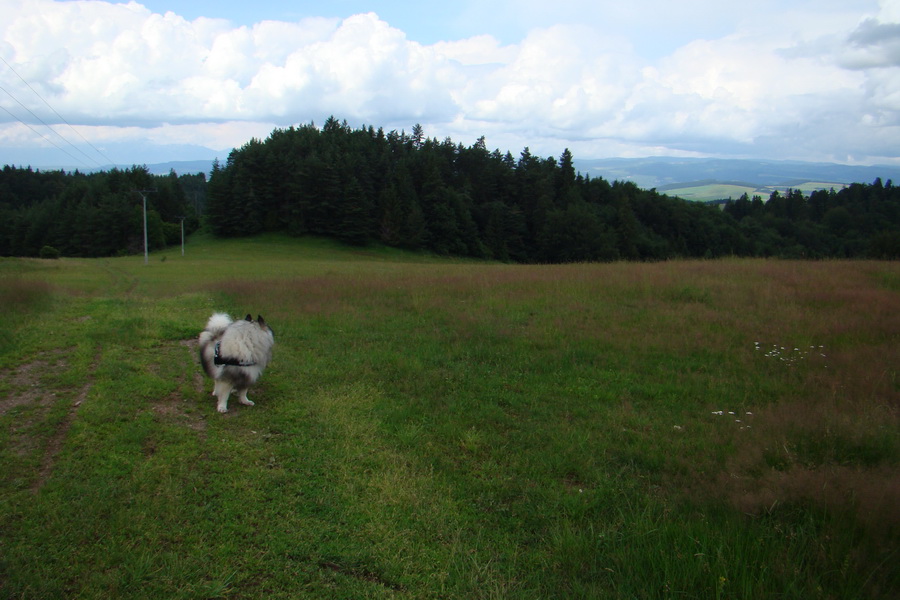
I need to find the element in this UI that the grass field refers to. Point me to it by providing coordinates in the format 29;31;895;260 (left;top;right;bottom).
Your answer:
663;184;760;202
664;181;848;202
1;233;898;598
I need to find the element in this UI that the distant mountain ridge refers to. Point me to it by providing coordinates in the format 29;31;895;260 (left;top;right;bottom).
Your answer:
16;156;899;193
145;159;219;176
571;157;900;190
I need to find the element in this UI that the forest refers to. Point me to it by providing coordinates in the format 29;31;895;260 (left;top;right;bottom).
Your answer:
1;117;899;260
0;166;204;258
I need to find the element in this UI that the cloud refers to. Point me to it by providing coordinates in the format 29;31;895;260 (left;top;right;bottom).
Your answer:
238;13;461;122
844;19;900;68
1;0;898;165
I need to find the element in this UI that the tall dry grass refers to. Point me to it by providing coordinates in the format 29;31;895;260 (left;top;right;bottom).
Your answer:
1;277;54;313
683;261;900;561
240;259;897;523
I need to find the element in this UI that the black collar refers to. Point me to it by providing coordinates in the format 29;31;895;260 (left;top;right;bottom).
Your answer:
214;342;257;367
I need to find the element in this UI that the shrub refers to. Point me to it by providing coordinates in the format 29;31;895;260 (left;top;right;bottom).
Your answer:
39;245;60;259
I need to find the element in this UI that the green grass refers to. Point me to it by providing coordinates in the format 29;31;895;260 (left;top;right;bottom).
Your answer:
1;236;898;598
664;181;848;201
664;183;760;201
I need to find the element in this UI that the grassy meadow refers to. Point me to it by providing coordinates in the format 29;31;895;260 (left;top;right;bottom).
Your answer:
663;183;759;202
1;233;898;599
663;181;848;202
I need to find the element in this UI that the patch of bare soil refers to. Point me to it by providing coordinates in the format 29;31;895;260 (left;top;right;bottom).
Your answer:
30;350;95;493
1;352;72;464
179;338;207;394
149;338;209;434
5;338;210;493
0;352;68;416
152;393;208;433
318;561;406;592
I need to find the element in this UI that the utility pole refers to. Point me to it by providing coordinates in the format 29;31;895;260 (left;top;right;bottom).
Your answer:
135;189;156;264
176;216;186;256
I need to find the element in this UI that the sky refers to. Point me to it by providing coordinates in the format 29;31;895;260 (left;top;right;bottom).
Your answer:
1;0;899;170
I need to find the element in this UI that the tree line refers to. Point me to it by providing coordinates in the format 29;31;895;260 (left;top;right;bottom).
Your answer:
721;183;900;258
205;118;739;261
0;165;203;258
205;118;900;260
1;117;898;260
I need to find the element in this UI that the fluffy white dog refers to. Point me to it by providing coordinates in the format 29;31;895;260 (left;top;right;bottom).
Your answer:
198;313;275;413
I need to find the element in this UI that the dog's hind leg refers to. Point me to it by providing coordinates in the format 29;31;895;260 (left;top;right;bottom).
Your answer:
236;388;254;407
215;381;234;413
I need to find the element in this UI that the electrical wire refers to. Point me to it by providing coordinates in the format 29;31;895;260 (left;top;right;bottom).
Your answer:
0;103;90;168
1;55;118;169
0;83;102;168
0;56;117;167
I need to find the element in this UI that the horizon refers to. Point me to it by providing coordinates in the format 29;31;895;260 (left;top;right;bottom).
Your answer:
2;1;899;170
7;153;899;200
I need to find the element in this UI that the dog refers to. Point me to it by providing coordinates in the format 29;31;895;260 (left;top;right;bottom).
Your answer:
198;312;275;413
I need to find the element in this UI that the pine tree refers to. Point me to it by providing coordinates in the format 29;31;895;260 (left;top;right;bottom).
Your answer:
377;183;404;246
411;123;425;149
335;176;374;245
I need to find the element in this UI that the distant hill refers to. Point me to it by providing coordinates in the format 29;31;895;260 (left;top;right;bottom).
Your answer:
0;159;218;177
145;159;217;176
150;156;900;200
572;157;900;200
147;156;900;194
10;156;898;199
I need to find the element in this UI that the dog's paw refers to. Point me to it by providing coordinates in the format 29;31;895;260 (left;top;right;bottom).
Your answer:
217;404;228;413
239;397;255;406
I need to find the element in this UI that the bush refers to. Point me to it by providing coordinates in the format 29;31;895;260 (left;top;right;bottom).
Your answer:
39;245;60;259
163;221;182;246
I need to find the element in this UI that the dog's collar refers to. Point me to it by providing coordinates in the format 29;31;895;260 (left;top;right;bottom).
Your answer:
214;342;257;367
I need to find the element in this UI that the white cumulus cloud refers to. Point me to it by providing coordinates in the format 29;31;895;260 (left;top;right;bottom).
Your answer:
0;0;898;167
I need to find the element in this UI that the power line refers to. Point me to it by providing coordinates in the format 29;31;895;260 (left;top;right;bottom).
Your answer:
0;55;118;169
0;82;102;168
0;56;117;166
0;103;92;168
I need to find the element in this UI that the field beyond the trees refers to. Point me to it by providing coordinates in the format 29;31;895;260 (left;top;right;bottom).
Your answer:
1;234;898;599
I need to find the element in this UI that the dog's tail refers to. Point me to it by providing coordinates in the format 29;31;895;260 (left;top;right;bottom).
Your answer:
199;313;233;379
204;312;233;336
